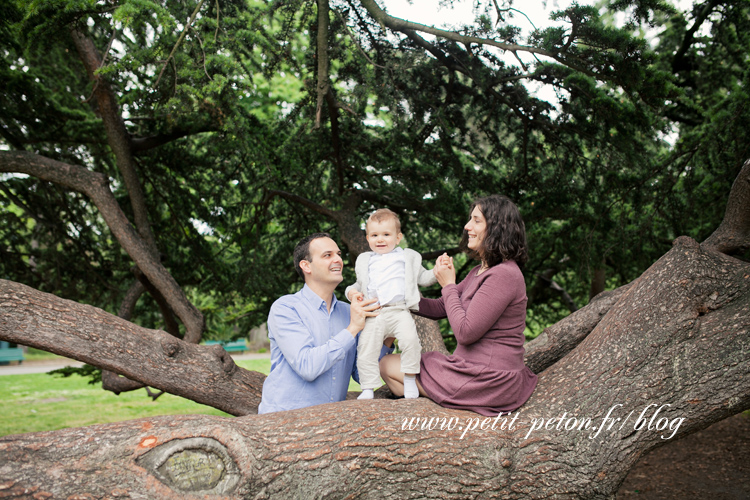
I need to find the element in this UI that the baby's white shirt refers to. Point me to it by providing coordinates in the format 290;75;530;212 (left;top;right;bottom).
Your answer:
366;247;406;306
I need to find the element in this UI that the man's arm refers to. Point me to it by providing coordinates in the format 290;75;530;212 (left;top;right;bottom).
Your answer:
269;297;380;382
269;301;358;382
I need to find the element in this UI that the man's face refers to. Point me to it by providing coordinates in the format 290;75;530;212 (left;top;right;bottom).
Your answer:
301;237;344;286
366;218;403;255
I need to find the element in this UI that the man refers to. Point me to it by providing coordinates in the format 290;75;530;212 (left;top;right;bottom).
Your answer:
258;233;390;414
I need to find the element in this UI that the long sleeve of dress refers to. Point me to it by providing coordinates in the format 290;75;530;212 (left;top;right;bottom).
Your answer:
416;275;468;319
442;266;520;346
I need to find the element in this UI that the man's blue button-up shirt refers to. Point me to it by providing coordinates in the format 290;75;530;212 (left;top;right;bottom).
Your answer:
259;284;392;414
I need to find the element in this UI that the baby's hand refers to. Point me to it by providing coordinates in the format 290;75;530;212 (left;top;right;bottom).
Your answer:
433;253;456;287
349;291;364;302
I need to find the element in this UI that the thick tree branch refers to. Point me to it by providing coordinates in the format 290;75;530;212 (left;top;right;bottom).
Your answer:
69;29;199;342
524;282;633;374
0;151;205;343
0;279;264;416
315;0;331;129
701;159;750;255
70;29;159;256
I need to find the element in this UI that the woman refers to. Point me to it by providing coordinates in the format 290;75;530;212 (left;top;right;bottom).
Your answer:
379;194;537;416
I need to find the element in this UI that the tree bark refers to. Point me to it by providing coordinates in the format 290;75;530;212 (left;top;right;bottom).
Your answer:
315;0;331;129
1;237;748;498
702;159;750;255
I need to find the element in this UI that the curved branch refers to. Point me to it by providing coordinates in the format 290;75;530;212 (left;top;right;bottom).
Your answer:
357;0;597;78
70;29;158;256
266;189;337;219
359;0;550;57
0;151;205;343
701;159;750;255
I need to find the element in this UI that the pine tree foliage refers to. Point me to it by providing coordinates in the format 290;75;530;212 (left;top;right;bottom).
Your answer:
0;0;746;341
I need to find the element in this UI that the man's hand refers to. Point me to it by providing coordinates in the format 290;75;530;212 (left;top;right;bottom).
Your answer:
348;290;364;303
346;297;379;336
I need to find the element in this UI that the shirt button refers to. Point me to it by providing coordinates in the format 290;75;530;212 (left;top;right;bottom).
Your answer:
333;377;336;380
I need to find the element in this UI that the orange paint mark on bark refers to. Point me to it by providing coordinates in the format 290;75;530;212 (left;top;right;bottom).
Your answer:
138;436;158;448
141;422;153;431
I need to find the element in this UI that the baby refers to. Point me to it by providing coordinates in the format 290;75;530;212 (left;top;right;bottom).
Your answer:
346;208;437;399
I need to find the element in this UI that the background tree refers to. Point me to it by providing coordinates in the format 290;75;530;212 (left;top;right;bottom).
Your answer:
2;0;746;341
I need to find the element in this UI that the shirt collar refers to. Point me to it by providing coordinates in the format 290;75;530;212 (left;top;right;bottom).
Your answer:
301;283;339;312
371;246;404;257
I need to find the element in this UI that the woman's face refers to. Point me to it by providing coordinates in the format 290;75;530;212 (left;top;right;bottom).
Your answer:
464;205;487;255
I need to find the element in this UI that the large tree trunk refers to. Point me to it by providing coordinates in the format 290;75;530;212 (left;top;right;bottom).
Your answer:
1;234;748;498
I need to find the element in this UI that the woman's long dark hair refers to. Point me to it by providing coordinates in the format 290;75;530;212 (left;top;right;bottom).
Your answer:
460;195;528;268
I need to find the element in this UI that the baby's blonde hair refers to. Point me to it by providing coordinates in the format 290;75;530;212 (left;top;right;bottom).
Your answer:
367;208;401;233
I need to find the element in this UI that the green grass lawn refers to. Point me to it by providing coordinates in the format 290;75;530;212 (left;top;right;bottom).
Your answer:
0;358;361;437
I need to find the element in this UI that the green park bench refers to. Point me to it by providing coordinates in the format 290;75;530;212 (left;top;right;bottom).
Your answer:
0;342;24;365
203;339;248;352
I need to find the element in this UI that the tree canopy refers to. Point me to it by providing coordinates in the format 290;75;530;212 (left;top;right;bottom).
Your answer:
1;0;747;341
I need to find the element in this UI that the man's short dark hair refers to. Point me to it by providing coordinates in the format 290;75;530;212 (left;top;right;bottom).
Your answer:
293;232;332;280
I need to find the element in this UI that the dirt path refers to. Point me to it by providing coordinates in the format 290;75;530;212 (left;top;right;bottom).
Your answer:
616;412;750;499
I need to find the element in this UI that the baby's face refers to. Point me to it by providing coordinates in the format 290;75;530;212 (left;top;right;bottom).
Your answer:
366;219;403;255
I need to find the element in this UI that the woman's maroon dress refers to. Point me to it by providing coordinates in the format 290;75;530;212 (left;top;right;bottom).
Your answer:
417;260;537;416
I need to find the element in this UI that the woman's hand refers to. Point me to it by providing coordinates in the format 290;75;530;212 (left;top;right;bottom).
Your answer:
433;253;456;287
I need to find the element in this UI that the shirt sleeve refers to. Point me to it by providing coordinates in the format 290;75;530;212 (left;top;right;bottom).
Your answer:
442;267;520;346
268;301;356;382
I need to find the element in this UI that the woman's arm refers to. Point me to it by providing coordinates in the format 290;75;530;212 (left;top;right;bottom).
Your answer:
443;265;522;345
414;296;446;319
